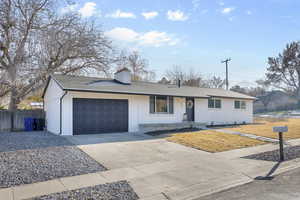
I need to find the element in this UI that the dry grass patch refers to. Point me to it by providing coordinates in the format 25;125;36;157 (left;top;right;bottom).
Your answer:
224;117;300;140
166;130;266;153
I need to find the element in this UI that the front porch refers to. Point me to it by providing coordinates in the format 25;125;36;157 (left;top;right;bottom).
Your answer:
139;122;207;133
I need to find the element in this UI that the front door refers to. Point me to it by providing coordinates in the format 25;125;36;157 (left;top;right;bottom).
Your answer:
186;98;195;121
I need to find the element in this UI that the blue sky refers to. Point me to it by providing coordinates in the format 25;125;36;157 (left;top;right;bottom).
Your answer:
61;0;300;86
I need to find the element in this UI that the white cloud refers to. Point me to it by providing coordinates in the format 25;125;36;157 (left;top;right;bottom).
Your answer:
105;27;139;42
167;10;189;21
246;10;252;15
106;9;136;19
139;31;179;47
105;27;179;47
78;2;97;17
60;4;78;14
221;7;235;14
141;11;158;20
192;0;201;10
219;1;225;6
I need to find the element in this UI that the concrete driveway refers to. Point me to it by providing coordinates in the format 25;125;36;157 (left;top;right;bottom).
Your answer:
65;132;288;200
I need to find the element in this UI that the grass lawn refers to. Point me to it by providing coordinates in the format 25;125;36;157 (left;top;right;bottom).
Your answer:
166;130;266;153
224;117;300;140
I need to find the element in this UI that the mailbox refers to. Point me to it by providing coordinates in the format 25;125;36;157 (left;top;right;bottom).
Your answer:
273;126;288;161
273;126;288;133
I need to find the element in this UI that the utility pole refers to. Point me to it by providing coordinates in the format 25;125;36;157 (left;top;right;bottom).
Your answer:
221;58;231;90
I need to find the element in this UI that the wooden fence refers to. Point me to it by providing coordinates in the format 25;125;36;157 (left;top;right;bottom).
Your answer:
0;110;45;132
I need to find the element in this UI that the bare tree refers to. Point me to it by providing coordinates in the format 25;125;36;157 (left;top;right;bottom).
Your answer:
165;65;207;87
266;41;300;102
116;51;155;81
165;65;185;84
184;68;208;87
256;79;270;90
230;85;248;95
158;77;171;84
0;0;114;111
206;76;226;88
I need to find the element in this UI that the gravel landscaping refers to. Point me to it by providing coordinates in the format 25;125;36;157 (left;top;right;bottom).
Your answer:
243;145;300;162
0;131;106;188
0;131;72;152
28;181;139;200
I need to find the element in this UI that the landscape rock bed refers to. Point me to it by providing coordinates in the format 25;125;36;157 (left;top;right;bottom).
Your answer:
243;145;300;162
0;132;106;188
0;131;71;152
28;181;139;200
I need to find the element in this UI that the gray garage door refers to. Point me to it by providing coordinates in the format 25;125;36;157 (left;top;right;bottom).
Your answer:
73;98;128;135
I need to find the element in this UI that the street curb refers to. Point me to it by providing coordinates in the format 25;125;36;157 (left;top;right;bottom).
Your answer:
190;179;253;200
164;176;253;200
188;160;300;200
272;159;300;176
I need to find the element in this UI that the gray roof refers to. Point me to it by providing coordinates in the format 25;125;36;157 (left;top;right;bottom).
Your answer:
50;74;255;100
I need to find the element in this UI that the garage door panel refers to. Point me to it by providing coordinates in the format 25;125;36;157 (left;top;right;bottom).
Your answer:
73;98;128;135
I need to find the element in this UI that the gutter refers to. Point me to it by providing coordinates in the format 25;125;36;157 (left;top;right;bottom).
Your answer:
59;91;68;135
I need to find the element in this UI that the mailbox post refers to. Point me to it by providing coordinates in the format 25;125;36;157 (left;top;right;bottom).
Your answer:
273;126;288;162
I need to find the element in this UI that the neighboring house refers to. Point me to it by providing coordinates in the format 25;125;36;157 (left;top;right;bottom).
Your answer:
43;68;255;136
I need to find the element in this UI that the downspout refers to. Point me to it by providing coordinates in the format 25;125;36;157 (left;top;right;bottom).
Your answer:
59;91;68;135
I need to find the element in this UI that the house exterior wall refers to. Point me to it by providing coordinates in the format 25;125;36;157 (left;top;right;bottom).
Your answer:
61;91;186;135
44;79;253;136
44;79;64;134
195;98;253;125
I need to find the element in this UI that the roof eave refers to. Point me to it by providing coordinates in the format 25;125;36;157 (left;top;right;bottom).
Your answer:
42;75;66;98
64;88;209;99
208;95;256;100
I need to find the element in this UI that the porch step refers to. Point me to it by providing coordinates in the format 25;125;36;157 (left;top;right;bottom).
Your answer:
139;122;206;133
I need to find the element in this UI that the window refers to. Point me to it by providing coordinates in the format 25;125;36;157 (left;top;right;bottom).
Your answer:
235;100;246;109
215;99;221;108
241;101;246;109
234;100;240;109
156;96;168;112
208;98;222;109
150;96;174;114
208;99;214;108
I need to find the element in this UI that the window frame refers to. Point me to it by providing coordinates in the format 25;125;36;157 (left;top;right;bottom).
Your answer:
234;100;246;110
208;98;222;109
234;100;241;109
150;96;174;114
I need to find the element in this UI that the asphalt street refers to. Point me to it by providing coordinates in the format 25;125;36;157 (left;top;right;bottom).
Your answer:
199;165;300;200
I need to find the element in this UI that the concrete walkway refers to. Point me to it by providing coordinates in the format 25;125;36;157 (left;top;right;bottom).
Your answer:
2;134;300;200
